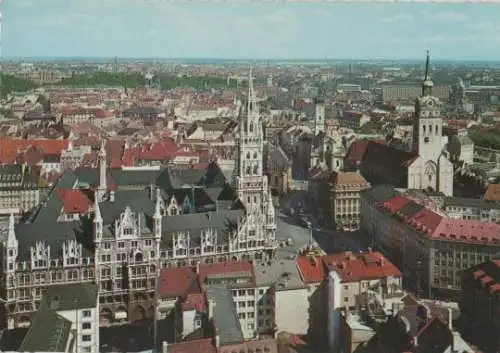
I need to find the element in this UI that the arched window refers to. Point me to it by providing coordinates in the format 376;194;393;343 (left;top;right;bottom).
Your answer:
246;166;251;175
435;125;439;135
253;165;258;174
246;152;251;160
253;152;258;159
423;125;426;134
429;125;432;134
249;123;254;133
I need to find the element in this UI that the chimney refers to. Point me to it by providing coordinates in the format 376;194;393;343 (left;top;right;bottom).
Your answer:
447;307;453;331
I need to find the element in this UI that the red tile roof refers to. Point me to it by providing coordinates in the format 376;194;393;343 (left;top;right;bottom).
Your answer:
323;251;401;283
57;189;93;214
0;139;69;164
483;184;500;201
158;266;199;299
346;140;370;165
407;208;443;236
181;292;206;312
296;256;327;283
169;338;216;353
381;189;500;245
433;219;500;242
380;194;412;215
198;261;254;284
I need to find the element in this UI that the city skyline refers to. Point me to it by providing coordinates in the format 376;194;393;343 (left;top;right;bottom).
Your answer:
3;0;500;60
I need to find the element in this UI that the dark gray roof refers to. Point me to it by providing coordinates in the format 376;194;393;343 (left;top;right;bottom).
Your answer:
111;169;161;187
99;189;155;225
15;221;89;261
361;185;397;203
205;285;244;347
0;165;23;182
443;196;500;210
19;305;72;352
161;209;243;246
41;283;98;311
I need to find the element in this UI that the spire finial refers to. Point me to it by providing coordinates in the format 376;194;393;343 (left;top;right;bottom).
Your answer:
424;50;430;80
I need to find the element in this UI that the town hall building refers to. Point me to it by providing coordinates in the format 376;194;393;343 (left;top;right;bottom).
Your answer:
0;68;277;329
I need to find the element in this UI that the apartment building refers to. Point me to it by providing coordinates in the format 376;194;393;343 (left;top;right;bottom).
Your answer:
0;165;43;215
381;84;450;102
296;250;402;346
361;185;500;300
19;283;99;353
330;171;370;231
443;196;500;223
460;259;500;353
157;259;309;342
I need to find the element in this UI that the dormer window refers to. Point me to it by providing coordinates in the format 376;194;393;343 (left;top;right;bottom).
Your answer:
123;228;133;236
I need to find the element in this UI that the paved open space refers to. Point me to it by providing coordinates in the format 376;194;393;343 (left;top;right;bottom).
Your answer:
275;191;367;258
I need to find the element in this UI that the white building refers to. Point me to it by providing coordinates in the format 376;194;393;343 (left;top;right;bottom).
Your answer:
407;53;454;196
18;283;99;353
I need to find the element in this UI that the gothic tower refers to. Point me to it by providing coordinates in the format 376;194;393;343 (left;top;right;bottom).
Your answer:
236;66;276;248
314;97;325;136
97;140;107;202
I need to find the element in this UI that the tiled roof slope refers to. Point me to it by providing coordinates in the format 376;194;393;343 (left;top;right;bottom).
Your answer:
19;305;72;352
380;190;500;244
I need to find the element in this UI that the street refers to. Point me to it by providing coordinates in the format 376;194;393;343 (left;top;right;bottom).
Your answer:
275;191;367;259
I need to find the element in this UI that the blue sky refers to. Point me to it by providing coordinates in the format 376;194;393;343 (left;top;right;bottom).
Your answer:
3;0;500;60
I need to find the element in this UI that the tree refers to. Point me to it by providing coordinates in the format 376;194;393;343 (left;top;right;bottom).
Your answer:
0;74;38;97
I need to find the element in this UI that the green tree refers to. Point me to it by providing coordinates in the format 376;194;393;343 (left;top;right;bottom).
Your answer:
0;74;38;97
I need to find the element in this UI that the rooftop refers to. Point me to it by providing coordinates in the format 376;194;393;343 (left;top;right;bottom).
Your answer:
254;258;306;290
484;184;500;201
19;305;72;353
41;282;98;311
205;285;244;347
323;250;401;283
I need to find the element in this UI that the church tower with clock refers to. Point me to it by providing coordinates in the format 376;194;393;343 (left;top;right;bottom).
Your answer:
409;52;454;196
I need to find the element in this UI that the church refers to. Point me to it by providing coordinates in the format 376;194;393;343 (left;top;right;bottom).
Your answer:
347;52;454;196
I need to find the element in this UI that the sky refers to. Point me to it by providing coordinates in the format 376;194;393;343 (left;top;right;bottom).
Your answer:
3;0;500;60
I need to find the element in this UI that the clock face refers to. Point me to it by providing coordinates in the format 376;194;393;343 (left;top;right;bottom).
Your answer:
427;100;434;106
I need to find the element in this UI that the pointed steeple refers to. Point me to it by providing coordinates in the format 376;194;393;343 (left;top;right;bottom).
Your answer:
154;188;162;239
97;139;107;202
422;50;434;97
93;193;103;242
267;195;275;217
154;187;162;220
7;213;18;250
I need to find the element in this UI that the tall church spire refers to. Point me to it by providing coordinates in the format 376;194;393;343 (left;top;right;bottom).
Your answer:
97;140;107;202
422;50;434;97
